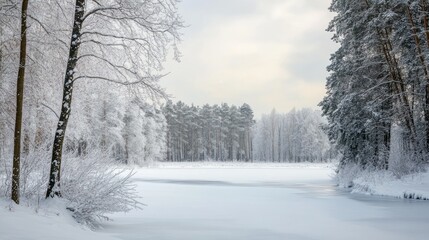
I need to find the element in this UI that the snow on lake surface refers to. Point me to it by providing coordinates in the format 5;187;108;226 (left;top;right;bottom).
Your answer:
100;164;429;240
1;163;428;240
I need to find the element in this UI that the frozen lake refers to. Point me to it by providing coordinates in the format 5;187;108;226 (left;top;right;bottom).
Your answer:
100;165;429;240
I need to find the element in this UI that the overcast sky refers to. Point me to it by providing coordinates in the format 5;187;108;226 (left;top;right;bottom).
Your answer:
161;0;339;116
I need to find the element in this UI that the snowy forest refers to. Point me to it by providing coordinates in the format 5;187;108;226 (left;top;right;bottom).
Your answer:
0;0;182;222
253;108;333;163
0;1;173;167
163;101;332;162
0;0;331;215
2;0;429;239
321;0;429;178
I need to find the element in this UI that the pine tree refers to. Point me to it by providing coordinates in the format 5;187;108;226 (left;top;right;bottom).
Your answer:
322;0;429;173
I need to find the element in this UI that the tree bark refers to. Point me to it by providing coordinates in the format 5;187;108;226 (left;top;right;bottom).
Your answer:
419;0;429;50
405;5;429;150
365;0;418;149
11;0;29;205
46;0;86;198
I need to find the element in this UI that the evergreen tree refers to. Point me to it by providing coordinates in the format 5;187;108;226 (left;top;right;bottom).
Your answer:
322;0;429;174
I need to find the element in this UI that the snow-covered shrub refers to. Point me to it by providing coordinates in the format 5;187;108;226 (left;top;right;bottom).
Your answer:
350;169;396;195
20;151;51;200
0;151;50;200
0;150;140;228
0;156;11;198
335;162;362;188
61;150;141;227
335;124;427;190
386;124;425;176
389;154;423;177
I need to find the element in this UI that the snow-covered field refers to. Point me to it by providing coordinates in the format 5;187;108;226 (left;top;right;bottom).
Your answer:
1;163;429;240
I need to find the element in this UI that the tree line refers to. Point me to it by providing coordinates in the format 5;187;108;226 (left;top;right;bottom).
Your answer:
253;108;333;163
163;101;255;161
163;101;333;162
321;0;429;174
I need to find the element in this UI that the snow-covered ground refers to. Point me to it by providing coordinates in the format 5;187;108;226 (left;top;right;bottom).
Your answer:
0;198;118;240
351;170;429;200
1;163;429;240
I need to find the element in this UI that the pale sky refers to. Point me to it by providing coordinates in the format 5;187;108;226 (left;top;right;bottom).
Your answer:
161;0;339;116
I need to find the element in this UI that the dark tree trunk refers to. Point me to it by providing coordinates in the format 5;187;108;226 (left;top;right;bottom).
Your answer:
12;0;29;205
405;5;429;151
419;0;429;151
421;0;429;156
46;0;86;198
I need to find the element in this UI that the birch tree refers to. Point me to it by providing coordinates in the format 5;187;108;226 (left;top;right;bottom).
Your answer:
46;0;183;198
252;108;330;162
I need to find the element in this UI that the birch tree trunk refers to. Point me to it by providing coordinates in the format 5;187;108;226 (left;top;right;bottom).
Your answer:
46;0;86;198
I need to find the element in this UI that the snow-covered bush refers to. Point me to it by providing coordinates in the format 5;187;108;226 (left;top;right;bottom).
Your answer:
334;162;362;188
351;170;396;195
0;150;140;228
0;151;50;200
389;154;423;177
335;157;429;200
335;124;427;191
61;151;141;227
